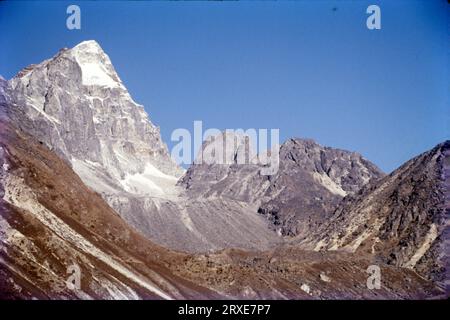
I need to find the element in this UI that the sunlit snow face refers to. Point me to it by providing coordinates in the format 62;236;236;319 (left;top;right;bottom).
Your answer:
120;163;179;196
69;40;122;88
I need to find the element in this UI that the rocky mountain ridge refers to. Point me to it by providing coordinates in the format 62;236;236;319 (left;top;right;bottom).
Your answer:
299;141;449;292
3;40;384;252
180;133;384;236
0;113;441;299
0;40;447;299
2;41;281;253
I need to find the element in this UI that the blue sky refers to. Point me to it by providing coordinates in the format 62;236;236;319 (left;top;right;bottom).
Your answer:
0;0;448;172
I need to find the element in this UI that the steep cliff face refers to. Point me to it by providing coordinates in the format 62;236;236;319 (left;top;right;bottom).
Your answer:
180;134;384;237
301;141;449;290
8;41;181;180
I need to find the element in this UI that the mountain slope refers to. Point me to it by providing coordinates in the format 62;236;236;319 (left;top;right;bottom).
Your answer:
0;41;446;299
300;141;449;291
0;111;219;299
0;115;441;299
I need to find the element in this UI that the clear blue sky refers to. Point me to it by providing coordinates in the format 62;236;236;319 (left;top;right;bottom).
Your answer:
0;0;448;172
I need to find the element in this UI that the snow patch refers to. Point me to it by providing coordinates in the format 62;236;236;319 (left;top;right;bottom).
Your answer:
300;283;311;295
78;62;118;87
70;40;121;88
404;224;438;269
120;163;178;197
319;273;331;283
71;159;121;195
312;172;347;197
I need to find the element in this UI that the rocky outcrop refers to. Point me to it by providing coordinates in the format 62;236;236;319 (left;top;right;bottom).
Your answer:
301;141;449;293
180;134;384;237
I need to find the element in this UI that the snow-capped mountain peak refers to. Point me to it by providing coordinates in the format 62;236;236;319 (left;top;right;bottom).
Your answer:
69;40;123;88
7;40;183;198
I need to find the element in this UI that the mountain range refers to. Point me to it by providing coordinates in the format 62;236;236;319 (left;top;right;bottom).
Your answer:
0;40;447;299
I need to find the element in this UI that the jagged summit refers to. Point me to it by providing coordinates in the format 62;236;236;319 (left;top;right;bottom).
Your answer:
284;137;318;147
179;132;384;236
13;40;122;89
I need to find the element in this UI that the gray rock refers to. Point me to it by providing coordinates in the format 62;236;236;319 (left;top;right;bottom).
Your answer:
3;41;281;253
180;135;384;237
301;141;449;288
7;40;181;178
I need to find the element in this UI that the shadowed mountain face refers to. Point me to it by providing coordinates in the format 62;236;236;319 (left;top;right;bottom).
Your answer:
300;141;449;293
